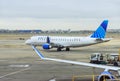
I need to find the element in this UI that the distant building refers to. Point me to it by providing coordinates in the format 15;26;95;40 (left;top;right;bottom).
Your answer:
18;30;42;33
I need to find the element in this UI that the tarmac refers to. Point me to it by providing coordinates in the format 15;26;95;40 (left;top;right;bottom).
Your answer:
0;33;120;81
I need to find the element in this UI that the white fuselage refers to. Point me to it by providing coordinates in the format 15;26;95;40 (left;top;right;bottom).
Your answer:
26;36;104;48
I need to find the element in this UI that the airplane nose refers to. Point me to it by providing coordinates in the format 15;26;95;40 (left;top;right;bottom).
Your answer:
25;39;31;45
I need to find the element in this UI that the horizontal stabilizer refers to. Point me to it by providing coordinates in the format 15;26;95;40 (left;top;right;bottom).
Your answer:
95;38;112;42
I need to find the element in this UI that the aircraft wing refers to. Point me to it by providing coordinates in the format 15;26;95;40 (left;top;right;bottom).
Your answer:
32;45;120;71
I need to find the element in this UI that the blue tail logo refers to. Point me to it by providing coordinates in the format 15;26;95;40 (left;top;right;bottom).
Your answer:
91;20;108;38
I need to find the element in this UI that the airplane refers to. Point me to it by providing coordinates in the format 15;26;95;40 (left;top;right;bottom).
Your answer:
32;45;120;81
25;20;111;51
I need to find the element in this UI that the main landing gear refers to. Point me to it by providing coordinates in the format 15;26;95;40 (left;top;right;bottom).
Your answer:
66;47;70;51
57;47;62;51
57;47;70;51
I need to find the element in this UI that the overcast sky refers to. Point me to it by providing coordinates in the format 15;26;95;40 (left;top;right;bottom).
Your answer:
0;0;120;30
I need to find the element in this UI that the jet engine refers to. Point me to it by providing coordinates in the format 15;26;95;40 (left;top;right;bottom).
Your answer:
98;71;115;81
42;43;52;49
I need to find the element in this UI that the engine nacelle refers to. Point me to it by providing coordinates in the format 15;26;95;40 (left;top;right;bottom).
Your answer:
42;43;52;49
98;71;115;81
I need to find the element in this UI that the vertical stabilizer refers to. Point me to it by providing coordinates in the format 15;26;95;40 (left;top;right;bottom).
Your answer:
91;20;108;38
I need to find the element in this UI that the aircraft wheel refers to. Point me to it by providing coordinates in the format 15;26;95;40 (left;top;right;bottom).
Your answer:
66;47;70;51
57;47;61;51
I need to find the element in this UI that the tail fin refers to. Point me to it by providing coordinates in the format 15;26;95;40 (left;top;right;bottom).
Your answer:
90;20;108;38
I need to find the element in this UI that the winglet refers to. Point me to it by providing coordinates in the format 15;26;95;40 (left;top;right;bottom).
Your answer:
91;20;108;38
32;45;44;59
